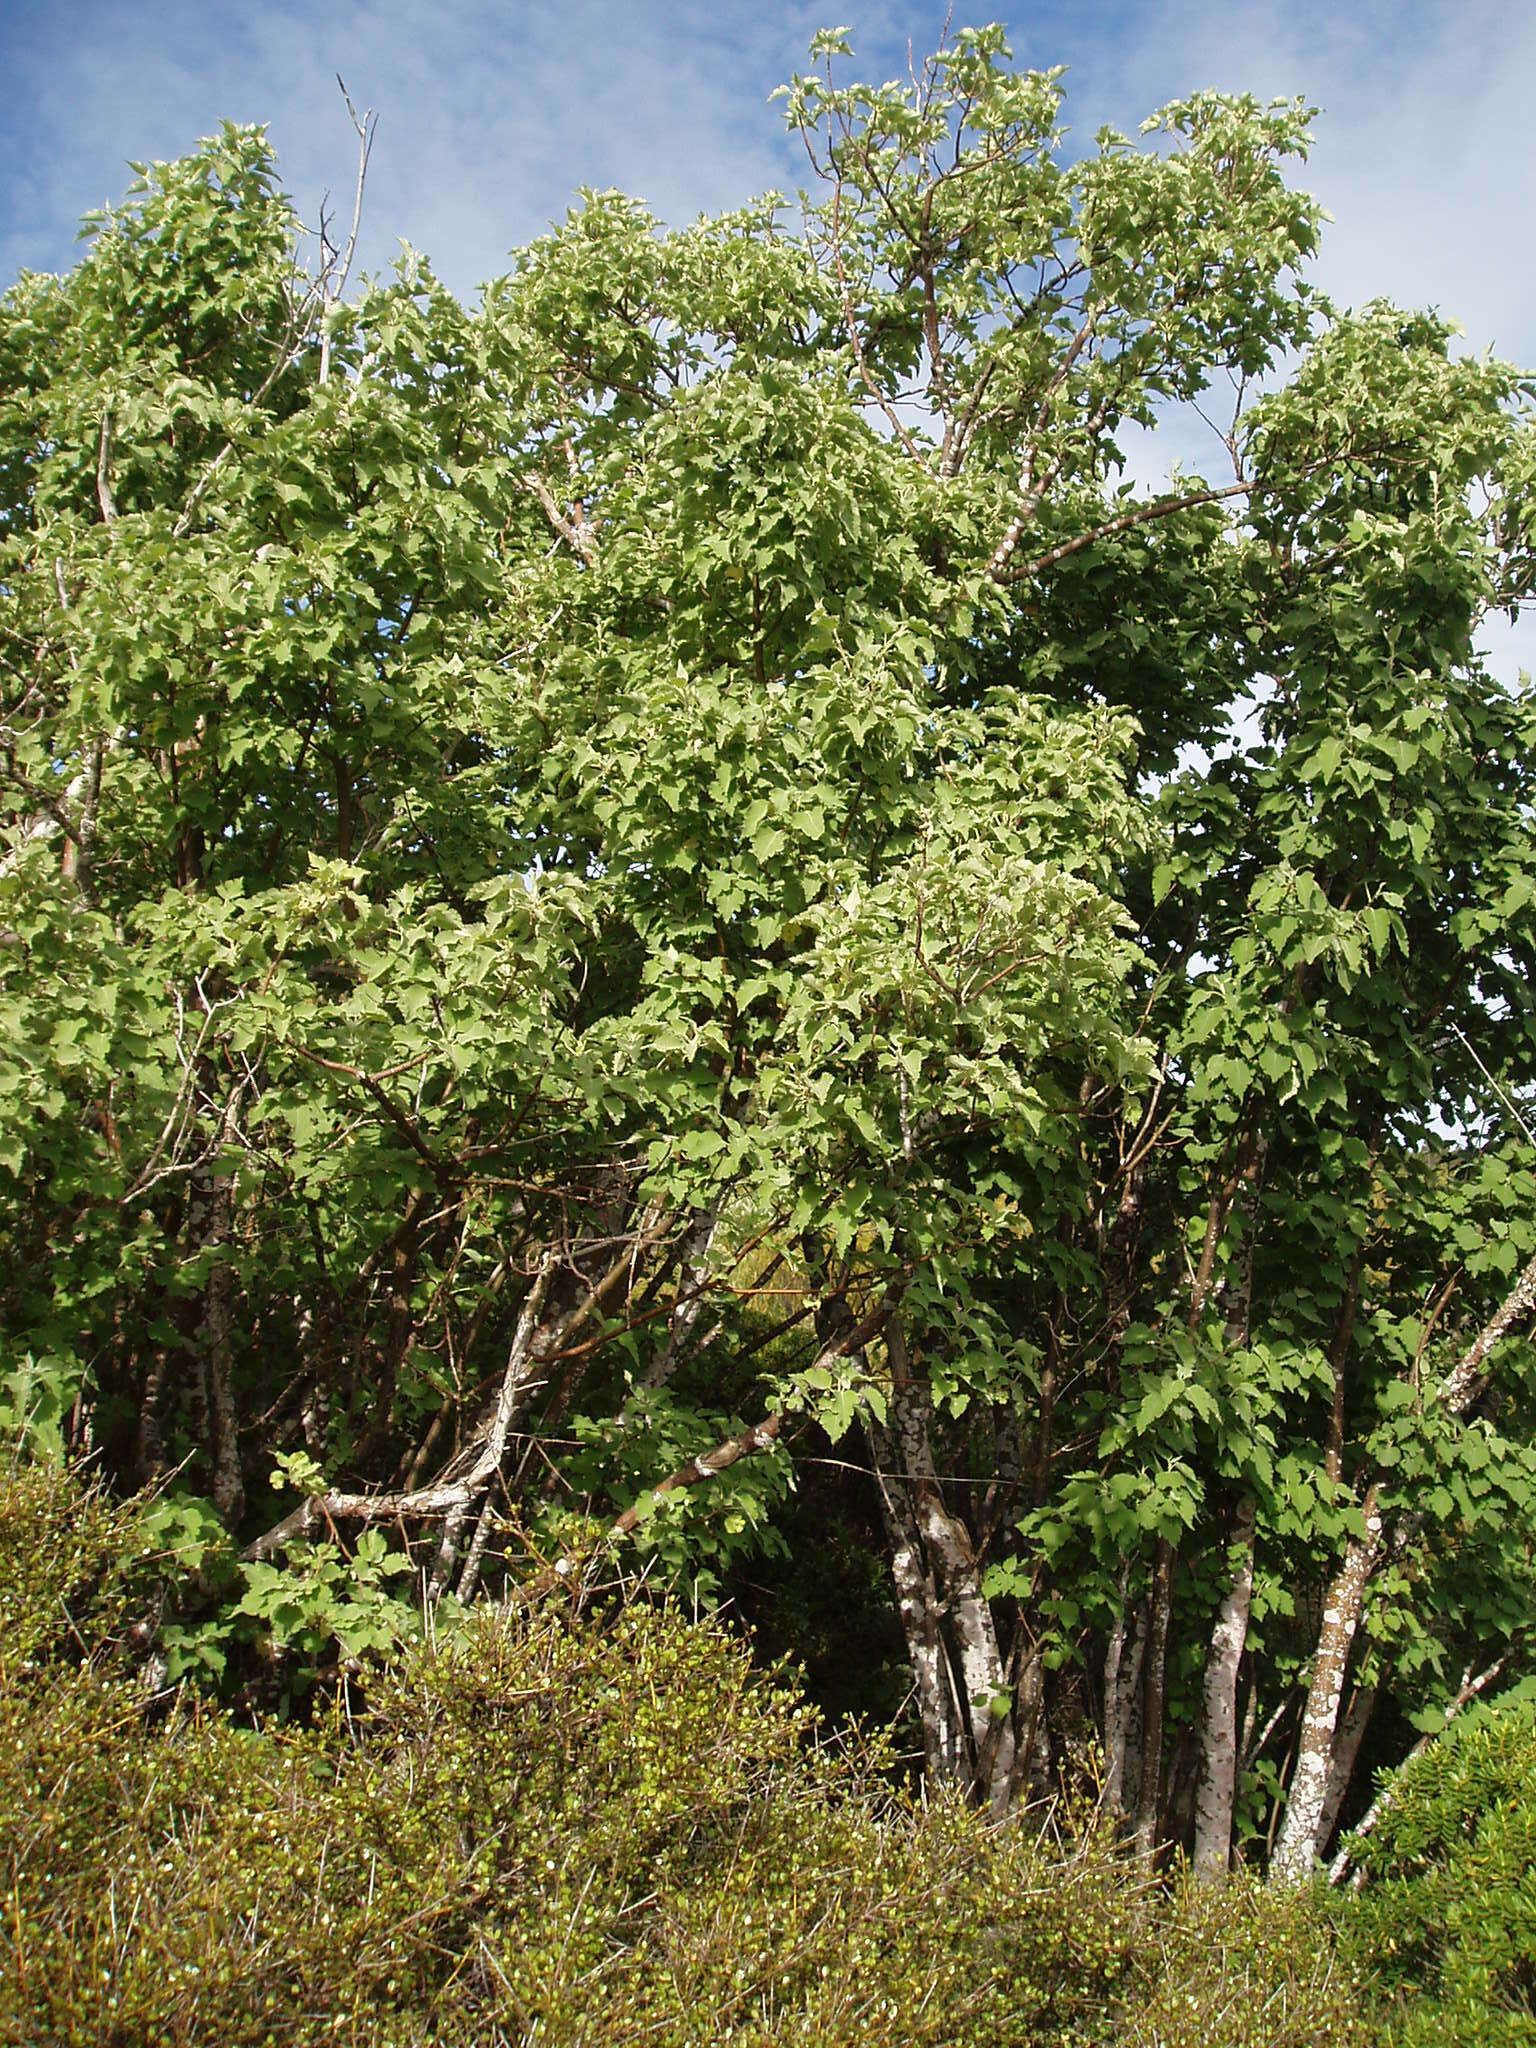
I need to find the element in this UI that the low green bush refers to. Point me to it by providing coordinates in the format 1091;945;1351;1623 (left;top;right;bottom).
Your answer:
1340;1698;1536;2046
1;1460;1377;2047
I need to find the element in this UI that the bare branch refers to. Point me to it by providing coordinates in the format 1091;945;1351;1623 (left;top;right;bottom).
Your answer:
242;1479;478;1562
96;411;119;527
1436;1245;1536;1417
456;1249;559;1601
291;1043;449;1174
1331;1653;1512;1887
981;307;1099;565
996;479;1253;585
608;1296;890;1539
825;117;921;462
319;77;377;385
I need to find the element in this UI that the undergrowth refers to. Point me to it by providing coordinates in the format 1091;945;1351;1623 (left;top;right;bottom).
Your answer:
0;1459;1424;2047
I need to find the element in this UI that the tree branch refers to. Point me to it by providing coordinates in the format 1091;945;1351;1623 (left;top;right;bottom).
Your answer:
995;479;1252;585
1436;1245;1536;1417
608;1296;891;1539
319;77;377;385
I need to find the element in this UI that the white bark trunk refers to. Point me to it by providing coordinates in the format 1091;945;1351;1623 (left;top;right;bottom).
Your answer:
1315;1681;1375;1861
1269;1488;1383;1884
1192;1495;1256;1881
1274;1242;1536;1884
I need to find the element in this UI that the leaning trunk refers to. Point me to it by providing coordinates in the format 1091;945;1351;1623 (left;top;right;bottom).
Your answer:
1269;1485;1383;1884
1272;1246;1536;1884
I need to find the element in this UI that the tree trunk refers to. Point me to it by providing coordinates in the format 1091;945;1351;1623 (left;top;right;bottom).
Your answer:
1315;1681;1376;1861
354;1188;428;1469
644;1205;719;1389
1103;1571;1146;1822
1009;1642;1048;1801
184;1084;247;1525
1192;1493;1256;1881
868;1315;1016;1812
136;1351;168;1486
1269;1485;1383;1884
1330;1657;1507;1888
868;1411;961;1784
1192;1137;1267;1879
1132;1536;1175;1864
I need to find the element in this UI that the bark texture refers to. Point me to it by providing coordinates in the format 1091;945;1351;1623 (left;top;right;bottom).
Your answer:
1269;1487;1385;1884
1192;1493;1257;1880
1132;1536;1175;1864
1273;1243;1536;1884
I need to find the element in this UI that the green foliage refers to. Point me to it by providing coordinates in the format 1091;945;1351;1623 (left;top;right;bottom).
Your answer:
0;9;1534;1930
0;1349;82;1461
233;1529;417;1669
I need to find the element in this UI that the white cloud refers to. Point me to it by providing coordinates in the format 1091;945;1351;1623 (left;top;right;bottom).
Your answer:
8;1;1530;343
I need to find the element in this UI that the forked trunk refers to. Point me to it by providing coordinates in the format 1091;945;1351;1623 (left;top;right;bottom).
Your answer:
870;1317;1016;1812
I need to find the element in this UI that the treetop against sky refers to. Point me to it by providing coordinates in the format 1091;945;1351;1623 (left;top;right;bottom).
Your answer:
1;2;1529;342
6;1;1532;679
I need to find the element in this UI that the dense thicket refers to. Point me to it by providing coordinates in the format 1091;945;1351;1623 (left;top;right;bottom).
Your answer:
3;19;1535;1918
0;1458;1382;2046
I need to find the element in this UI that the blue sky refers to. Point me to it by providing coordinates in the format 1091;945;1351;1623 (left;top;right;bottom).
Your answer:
3;1;1533;670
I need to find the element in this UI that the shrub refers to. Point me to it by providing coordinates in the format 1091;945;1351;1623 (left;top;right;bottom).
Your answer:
1;1460;1375;2047
1341;1699;1536;2046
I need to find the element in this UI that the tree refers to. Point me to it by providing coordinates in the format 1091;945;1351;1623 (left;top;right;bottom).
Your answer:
2;28;1533;1883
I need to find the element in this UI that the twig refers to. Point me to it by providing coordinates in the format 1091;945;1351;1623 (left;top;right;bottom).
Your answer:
1449;1019;1536;1148
319;78;377;385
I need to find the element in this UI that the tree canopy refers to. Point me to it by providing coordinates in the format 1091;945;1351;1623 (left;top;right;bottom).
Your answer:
3;23;1535;1896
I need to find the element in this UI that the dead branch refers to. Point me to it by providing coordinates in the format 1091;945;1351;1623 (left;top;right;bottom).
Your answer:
319;77;377;385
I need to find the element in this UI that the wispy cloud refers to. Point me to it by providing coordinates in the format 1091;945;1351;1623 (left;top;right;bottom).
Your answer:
7;1;1528;342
